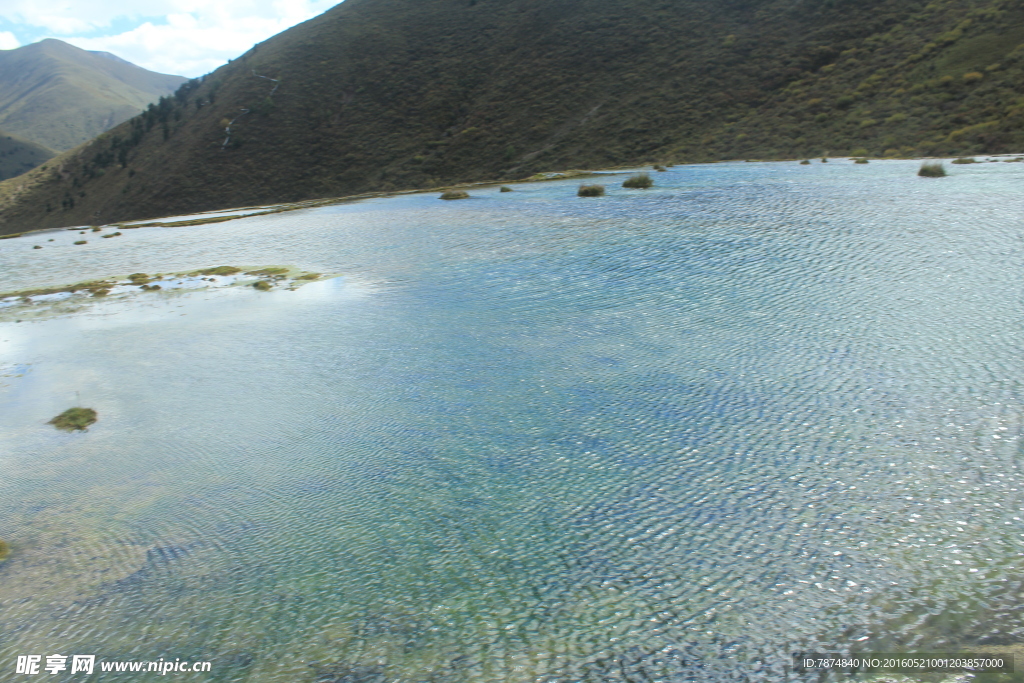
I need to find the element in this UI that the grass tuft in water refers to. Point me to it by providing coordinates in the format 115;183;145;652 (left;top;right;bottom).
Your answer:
951;157;977;164
578;184;605;197
440;190;470;200
622;173;653;189
854;158;869;164
800;160;811;165
296;273;321;280
918;162;947;177
253;280;273;291
49;407;97;432
74;240;87;245
499;186;513;192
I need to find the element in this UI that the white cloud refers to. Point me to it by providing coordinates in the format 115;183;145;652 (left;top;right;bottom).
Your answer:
5;0;341;77
0;32;20;50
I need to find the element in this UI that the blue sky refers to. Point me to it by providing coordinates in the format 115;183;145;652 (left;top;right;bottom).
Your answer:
0;0;341;77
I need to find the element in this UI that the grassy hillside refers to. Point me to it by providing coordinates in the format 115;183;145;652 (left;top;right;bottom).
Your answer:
0;131;55;182
0;39;186;152
1;0;1022;234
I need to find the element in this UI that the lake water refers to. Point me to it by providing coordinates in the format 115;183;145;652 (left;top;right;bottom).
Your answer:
1;160;1022;682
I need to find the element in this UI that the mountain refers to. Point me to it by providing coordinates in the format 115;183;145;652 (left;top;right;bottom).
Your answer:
0;39;187;152
0;130;55;182
1;0;1022;234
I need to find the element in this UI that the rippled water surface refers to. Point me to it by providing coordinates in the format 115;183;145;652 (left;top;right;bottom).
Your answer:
1;160;1023;682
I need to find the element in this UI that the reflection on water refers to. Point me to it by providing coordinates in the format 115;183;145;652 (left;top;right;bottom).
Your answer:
1;160;1022;681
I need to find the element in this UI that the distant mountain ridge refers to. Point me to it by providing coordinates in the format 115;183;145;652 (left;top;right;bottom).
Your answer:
0;39;186;153
0;0;1022;233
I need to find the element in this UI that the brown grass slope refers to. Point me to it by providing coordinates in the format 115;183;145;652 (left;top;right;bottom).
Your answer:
0;130;56;181
0;39;187;152
1;0;1022;234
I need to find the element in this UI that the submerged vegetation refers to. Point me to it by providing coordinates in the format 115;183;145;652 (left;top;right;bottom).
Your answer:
49;407;97;431
919;161;947;177
577;184;605;197
622;173;653;189
0;538;9;561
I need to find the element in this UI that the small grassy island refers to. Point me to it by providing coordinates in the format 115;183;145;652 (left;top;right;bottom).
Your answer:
440;190;470;200
577;184;605;197
49;407;98;431
918;162;947;177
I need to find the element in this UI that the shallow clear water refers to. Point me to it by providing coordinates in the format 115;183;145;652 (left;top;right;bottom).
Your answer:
1;160;1023;682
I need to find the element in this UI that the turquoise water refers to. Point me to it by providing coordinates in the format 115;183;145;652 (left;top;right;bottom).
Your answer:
1;160;1022;681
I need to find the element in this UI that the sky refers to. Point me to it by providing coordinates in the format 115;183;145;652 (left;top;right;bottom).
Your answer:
0;0;341;77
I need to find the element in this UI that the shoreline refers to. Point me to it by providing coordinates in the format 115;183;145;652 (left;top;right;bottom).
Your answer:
4;152;1021;239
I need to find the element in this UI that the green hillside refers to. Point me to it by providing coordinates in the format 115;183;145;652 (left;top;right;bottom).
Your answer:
0;130;55;182
0;39;186;152
1;0;1022;234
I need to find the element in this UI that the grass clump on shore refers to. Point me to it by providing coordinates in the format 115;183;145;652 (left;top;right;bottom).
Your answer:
195;266;241;276
440;190;470;200
0;538;9;561
951;157;977;164
918;162;947;177
296;273;321;280
245;267;288;276
253;280;273;291
0;232;23;240
49;407;97;432
622;173;653;189
577;184;605;197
